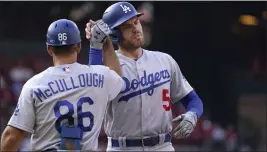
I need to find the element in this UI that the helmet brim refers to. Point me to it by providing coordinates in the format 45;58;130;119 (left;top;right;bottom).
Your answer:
111;12;144;29
137;12;144;17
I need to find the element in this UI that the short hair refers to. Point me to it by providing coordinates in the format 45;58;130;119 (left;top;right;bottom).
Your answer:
50;43;81;56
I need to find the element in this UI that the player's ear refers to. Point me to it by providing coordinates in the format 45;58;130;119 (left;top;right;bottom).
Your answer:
47;45;53;56
76;43;81;54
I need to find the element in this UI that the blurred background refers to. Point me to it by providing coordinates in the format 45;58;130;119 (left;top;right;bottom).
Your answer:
0;1;266;151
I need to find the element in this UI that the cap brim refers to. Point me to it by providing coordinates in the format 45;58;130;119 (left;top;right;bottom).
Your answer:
137;12;144;17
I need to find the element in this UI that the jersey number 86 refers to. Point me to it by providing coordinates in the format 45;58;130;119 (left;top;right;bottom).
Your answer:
53;97;94;133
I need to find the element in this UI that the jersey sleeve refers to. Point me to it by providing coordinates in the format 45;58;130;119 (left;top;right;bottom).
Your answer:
168;55;193;103
8;84;35;133
106;68;125;101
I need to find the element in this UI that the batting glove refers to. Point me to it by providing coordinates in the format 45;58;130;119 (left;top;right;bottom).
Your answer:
172;111;197;139
90;20;111;50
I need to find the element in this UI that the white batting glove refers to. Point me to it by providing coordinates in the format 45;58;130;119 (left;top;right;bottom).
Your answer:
89;20;111;50
172;111;197;139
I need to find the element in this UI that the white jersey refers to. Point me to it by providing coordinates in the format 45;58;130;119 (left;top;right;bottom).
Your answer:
8;62;124;151
104;49;193;138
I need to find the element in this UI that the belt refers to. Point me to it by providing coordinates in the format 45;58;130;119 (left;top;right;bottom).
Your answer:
43;148;57;152
111;134;171;147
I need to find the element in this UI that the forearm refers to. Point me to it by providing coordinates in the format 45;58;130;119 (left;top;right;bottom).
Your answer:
88;43;121;76
178;90;203;118
1;128;23;151
88;48;103;65
102;39;122;76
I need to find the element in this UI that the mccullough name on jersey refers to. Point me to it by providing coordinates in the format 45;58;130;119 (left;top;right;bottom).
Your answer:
33;73;104;102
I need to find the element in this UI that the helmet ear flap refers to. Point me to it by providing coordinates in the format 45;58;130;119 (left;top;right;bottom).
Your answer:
109;29;122;45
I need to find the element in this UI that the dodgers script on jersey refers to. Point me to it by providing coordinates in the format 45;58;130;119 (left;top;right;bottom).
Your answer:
104;49;193;138
8;62;124;151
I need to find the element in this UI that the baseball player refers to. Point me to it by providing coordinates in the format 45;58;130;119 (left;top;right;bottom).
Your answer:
1;19;124;151
86;1;204;151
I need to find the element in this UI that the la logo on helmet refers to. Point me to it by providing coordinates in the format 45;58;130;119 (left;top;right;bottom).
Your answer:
120;5;131;13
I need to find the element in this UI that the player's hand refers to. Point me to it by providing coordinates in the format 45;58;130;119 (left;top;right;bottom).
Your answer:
85;19;111;50
85;19;96;40
172;111;197;139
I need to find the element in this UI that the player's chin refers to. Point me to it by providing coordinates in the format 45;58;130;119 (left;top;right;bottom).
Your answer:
132;38;144;47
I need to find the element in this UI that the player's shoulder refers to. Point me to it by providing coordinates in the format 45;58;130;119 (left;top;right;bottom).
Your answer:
18;73;44;93
143;49;174;61
78;63;104;69
82;64;114;75
75;63;110;73
22;68;50;89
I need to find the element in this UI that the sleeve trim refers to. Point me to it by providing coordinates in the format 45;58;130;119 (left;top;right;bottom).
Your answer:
171;87;193;103
8;122;33;134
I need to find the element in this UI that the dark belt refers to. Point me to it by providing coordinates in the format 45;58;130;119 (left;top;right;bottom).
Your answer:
111;134;171;147
43;148;57;152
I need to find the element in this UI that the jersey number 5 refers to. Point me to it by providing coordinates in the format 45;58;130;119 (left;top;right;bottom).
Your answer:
53;97;94;133
162;89;171;111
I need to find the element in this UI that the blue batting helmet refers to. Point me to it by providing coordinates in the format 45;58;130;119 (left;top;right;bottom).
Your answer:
102;2;144;44
46;19;81;46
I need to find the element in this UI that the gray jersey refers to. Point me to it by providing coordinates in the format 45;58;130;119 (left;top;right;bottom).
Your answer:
104;49;193;138
8;62;124;151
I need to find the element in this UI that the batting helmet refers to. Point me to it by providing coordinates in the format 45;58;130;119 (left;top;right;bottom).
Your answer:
102;2;144;44
46;19;81;46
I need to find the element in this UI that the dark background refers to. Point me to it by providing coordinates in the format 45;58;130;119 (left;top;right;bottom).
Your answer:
0;1;266;151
